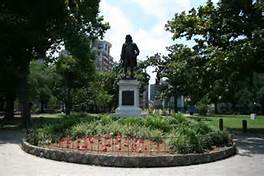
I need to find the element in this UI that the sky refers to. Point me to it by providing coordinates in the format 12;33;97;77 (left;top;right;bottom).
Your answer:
99;0;218;84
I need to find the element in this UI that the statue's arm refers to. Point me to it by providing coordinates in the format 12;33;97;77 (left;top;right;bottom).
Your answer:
121;44;125;60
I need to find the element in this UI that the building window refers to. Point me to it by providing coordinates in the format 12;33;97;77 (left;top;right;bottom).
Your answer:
98;43;103;49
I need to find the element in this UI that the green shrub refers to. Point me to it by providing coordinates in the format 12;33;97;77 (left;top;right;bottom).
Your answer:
118;117;144;126
171;113;188;123
166;123;215;153
99;115;113;125
28;113;231;154
196;96;209;116
69;122;98;138
198;134;213;150
167;130;202;154
105;121;123;136
28;125;56;145
144;116;170;132
207;131;231;146
189;121;213;135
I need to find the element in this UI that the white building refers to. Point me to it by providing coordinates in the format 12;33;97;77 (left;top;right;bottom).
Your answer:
92;40;114;71
149;83;184;112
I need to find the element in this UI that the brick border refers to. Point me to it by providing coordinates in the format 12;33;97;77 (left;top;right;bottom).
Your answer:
21;139;236;167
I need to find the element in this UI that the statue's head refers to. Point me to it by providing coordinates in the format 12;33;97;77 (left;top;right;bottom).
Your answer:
125;34;133;43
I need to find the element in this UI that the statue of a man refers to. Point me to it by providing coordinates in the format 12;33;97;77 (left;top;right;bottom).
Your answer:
120;34;140;78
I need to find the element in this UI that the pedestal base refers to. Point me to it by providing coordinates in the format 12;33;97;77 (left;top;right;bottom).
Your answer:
115;106;143;117
114;79;145;117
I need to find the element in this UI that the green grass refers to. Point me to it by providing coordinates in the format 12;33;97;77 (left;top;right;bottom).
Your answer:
197;115;264;133
0;113;64;129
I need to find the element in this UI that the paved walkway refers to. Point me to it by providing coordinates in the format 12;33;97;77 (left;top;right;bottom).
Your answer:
0;129;264;176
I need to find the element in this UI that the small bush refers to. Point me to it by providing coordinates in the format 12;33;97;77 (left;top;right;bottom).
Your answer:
69;122;98;138
190;121;213;135
118;117;144;126
144;116;170;132
167;130;202;154
28;125;56;145
207;131;231;146
99;115;113;125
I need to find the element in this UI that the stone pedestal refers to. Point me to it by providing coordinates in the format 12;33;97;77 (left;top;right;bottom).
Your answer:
115;79;143;117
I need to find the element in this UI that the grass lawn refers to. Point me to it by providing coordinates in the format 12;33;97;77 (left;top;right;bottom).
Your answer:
200;115;264;133
0;113;63;129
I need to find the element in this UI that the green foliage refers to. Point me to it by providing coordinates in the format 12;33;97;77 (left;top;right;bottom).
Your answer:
196;96;209;116
148;0;264;114
28;61;57;111
167;130;202;154
256;87;264;112
69;122;98;138
0;0;109;126
72;66;150;113
47;96;58;111
144;116;170;132
235;88;254;114
55;50;96;115
190;121;213;135
207;131;231;146
118;117;144;126
28;113;231;154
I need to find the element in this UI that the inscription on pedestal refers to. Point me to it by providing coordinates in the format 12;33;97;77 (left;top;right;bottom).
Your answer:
122;91;134;105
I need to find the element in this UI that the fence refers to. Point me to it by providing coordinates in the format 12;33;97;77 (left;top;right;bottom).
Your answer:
52;135;183;156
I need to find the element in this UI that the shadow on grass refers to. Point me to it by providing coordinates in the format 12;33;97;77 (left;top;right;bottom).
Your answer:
0;115;62;128
0;115;62;145
31;116;63;127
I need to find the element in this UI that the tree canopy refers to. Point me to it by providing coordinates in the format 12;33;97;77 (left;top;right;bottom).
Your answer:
148;0;264;114
0;0;109;127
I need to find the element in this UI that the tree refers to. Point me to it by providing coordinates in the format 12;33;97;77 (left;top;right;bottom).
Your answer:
0;0;109;127
163;0;264;113
28;60;55;113
91;72;115;112
256;87;264;114
55;46;95;115
0;58;20;119
146;45;201;112
135;61;151;97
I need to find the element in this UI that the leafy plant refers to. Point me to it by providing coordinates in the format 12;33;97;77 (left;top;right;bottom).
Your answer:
28;113;231;154
144;116;170;132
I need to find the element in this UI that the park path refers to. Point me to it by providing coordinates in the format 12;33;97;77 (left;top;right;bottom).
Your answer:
0;129;264;176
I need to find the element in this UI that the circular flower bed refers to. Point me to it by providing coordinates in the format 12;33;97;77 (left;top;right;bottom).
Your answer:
23;113;236;166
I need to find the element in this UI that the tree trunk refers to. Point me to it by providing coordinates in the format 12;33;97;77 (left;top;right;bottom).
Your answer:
65;86;72;116
261;103;264;115
174;94;178;113
19;60;31;129
0;97;4;111
214;101;218;114
4;94;15;119
40;100;45;113
231;101;237;114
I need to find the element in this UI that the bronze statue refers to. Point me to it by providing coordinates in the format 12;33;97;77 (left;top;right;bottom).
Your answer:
120;34;140;78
